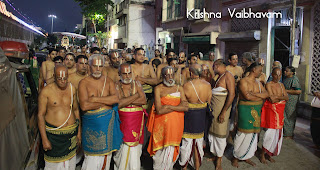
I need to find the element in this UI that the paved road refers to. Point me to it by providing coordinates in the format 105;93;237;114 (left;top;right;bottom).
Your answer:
75;118;320;170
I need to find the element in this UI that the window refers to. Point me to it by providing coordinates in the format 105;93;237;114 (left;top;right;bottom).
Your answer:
167;0;182;20
195;0;204;9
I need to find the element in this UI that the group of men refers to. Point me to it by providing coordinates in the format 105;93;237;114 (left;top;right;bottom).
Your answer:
38;46;290;170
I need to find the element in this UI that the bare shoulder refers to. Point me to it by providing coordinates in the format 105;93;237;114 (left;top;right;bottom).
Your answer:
155;84;164;91
79;76;90;86
200;79;211;87
178;85;185;92
106;76;114;84
40;83;55;96
134;80;142;87
239;77;248;85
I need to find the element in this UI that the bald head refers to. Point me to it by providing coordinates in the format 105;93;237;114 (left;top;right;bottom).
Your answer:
54;64;68;89
119;63;133;84
201;64;209;70
189;64;203;77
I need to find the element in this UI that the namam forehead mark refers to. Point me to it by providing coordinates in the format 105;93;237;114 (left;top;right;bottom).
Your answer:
202;65;209;70
259;59;265;65
276;70;281;76
93;58;103;66
58;70;66;78
79;58;88;64
123;66;131;74
166;68;174;75
66;55;74;60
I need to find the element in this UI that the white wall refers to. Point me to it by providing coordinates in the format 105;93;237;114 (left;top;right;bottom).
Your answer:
127;4;155;48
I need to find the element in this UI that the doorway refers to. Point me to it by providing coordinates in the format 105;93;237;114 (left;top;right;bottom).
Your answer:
272;26;290;69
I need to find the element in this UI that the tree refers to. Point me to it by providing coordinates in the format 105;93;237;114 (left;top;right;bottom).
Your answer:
88;31;110;48
74;0;114;33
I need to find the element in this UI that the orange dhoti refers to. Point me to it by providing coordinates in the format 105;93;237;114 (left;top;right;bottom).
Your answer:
147;92;184;169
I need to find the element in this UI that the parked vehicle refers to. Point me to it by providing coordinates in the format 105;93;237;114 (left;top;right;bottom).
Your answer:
0;41;40;170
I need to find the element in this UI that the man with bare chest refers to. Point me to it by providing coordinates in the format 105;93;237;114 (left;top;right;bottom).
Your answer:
114;64;147;170
131;48;158;111
39;48;58;90
179;64;211;170
64;53;77;75
208;60;235;170
68;55;88;90
38;64;81;170
78;54;123;170
260;67;288;164
232;62;268;168
156;48;176;80
102;51;121;82
182;54;198;81
147;66;188;170
168;58;186;86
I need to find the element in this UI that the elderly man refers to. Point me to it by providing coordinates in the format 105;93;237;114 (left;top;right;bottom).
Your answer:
102;51;122;82
232;62;269;168
242;52;255;77
38;64;81;170
78;54;123;170
147;66;188;170
200;64;212;84
64;53;77;75
113;64;147;170
209;59;235;170
180;64;212;170
267;61;283;83
260;67;289;164
68;55;88;90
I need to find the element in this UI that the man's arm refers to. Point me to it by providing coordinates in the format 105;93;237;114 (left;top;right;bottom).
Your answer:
131;81;147;106
154;85;175;115
239;79;262;101
37;89;51;150
156;64;164;80
41;61;47;82
138;65;159;85
78;80;105;111
251;82;269;99
72;88;81;145
218;74;235;123
88;78;119;105
167;86;189;112
286;89;302;95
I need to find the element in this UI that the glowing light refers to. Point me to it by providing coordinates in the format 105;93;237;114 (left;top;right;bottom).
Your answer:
0;1;45;36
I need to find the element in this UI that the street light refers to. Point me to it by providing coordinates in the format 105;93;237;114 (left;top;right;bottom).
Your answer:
48;15;57;33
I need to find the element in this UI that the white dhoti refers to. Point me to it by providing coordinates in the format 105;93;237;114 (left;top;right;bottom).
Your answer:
179;138;204;168
262;129;283;156
114;144;142;170
81;154;112;170
233;132;258;160
44;155;76;170
208;134;227;157
153;146;177;170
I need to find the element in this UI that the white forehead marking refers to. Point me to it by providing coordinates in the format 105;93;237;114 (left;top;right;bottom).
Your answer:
59;70;66;77
114;53;119;58
276;70;281;76
167;69;173;74
260;59;265;65
124;67;131;73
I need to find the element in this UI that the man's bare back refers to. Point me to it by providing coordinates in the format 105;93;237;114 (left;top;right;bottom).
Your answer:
42;60;55;84
184;79;211;104
39;83;77;127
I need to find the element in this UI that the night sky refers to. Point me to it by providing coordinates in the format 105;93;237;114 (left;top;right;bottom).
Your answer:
4;0;83;33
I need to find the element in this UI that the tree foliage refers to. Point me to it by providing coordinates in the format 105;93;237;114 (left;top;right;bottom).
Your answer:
74;0;113;18
47;34;58;46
